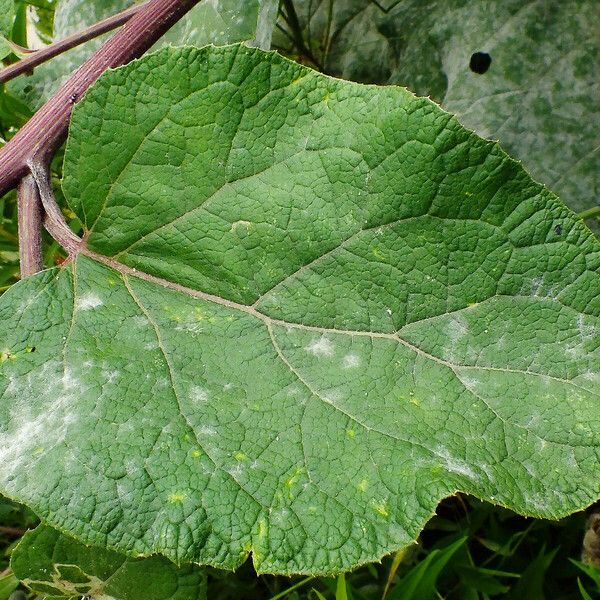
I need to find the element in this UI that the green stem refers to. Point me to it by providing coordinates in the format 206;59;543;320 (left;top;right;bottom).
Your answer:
0;226;18;244
578;205;600;220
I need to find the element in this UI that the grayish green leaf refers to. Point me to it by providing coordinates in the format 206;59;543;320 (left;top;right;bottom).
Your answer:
11;525;206;599
0;45;598;574
250;0;282;50
0;36;13;61
283;0;600;215
163;0;279;50
0;0;14;37
10;0;279;109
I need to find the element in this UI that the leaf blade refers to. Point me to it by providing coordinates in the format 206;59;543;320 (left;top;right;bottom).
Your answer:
0;45;599;575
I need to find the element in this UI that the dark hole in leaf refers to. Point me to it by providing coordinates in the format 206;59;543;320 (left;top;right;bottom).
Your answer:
469;52;492;74
554;224;562;235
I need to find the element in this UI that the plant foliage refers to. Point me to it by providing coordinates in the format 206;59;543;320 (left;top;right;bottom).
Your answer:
0;45;598;577
278;0;600;216
9;0;280;110
11;525;207;599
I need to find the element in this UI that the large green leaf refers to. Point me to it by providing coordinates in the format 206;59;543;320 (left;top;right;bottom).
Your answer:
10;0;279;110
281;0;600;215
11;525;206;599
0;45;598;574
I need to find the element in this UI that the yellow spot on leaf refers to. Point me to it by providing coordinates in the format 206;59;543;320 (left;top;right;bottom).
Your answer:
231;220;252;233
257;519;267;540
372;246;386;261
193;307;207;321
285;466;305;487
62;207;77;219
234;451;248;462
168;492;186;504
372;500;389;518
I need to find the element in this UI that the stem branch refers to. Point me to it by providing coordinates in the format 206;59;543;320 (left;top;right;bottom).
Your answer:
0;1;147;86
0;0;202;199
29;160;82;256
578;205;600;220
17;175;44;277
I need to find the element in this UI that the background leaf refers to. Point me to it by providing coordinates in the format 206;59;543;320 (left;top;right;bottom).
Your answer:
0;45;598;575
0;0;14;38
0;36;13;61
279;0;600;217
9;0;280;110
0;573;18;600
505;546;557;599
11;525;207;600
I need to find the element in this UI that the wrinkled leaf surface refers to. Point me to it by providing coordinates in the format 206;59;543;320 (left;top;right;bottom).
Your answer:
0;45;598;574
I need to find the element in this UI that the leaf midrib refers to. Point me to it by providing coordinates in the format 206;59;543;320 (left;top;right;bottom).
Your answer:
76;247;593;394
63;253;593;511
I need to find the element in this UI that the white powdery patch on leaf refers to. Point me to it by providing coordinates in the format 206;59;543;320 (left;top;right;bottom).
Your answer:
189;386;209;403
76;293;103;311
342;353;360;369
0;361;80;483
432;446;479;481
131;315;149;327
443;317;469;363
305;336;334;357
322;389;344;403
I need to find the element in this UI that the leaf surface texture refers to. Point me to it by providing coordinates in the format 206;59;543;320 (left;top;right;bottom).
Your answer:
0;45;598;574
